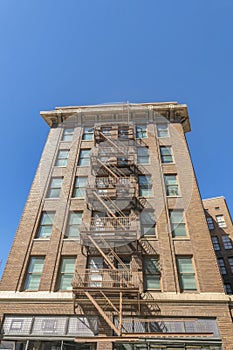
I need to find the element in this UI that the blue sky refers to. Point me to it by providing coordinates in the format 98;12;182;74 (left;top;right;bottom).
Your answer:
0;0;233;277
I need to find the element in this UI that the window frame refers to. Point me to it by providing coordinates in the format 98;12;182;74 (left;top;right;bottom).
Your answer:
224;283;233;295
57;257;76;291
46;177;63;199
176;256;197;292
65;211;83;238
137;147;150;165
157;123;169;138
72;176;87;198
55;150;69;167
143;256;161;290
164;174;180;197
211;236;220;251
140;210;156;237
36;211;55;238
78;149;91;167
169;210;187;237
217;258;227;275
222;235;233;250
136;125;147;139
216;214;227;228
160;146;173;164
62;128;74;142
206;217;214;230
23;257;45;291
228;257;233;273
138;175;152;197
82;127;94;141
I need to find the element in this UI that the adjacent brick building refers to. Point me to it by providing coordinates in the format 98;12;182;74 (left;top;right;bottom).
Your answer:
0;102;233;350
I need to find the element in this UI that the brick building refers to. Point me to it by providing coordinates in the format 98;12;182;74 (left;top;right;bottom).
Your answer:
0;102;233;350
203;197;233;295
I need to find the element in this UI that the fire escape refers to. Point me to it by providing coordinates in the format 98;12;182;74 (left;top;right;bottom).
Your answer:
72;124;159;338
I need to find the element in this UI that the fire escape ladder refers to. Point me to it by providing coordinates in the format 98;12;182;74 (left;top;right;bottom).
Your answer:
108;163;127;178
86;235;116;270
103;241;130;274
102;195;127;219
92;191;118;219
96;159;119;179
84;291;121;336
100;291;120;314
98;131;128;156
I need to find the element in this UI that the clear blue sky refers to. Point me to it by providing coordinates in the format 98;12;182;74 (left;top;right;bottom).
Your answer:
0;0;233;277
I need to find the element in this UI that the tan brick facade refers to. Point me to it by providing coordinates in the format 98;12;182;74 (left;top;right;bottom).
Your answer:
0;102;232;350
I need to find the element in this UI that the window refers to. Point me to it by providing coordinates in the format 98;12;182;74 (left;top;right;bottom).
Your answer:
160;146;173;163
82;127;94;141
157;124;169;138
228;257;233;273
216;215;226;228
143;257;160;290
72;177;87;198
164;175;179;196
138;175;152;197
65;212;82;238
140;210;156;236
222;235;233;250
37;212;55;238
170;210;186;237
224;283;232;295
78;149;91;166
46;177;63;198
55;150;69;167
218;258;227;274
211;236;220;251
176;257;197;291
24;257;45;290
137;147;149;165
101;127;111;137
206;217;214;230
136;125;147;139
62;128;74;141
57;257;76;290
118;126;130;139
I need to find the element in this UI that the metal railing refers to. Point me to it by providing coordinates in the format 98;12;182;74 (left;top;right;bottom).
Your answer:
73;269;139;289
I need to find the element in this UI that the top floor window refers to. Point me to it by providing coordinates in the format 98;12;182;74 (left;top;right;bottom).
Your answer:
157;124;169;138
216;215;226;228
206;217;214;230
118;126;131;139
62;128;74;142
82;127;94;141
136;125;147;139
101;127;111;137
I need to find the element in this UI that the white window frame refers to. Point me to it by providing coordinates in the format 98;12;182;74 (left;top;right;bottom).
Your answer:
78;149;91;166
62;128;74;141
55;150;69;167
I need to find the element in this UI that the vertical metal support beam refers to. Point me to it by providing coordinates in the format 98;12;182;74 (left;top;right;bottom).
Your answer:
119;291;123;336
